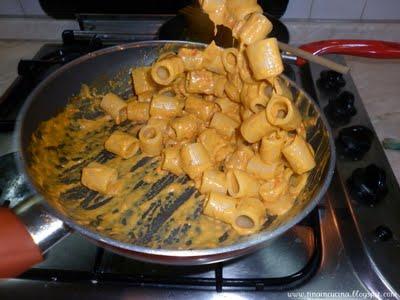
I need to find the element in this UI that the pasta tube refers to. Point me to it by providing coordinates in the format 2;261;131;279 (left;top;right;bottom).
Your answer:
161;146;184;176
203;41;226;75
285;168;309;196
226;0;262;23
222;48;239;74
151;56;184;85
184;95;216;122
259;131;286;164
273;77;293;101
186;70;215;94
170;115;199;141
180;143;212;179
210;112;240;138
237;13;272;45
266;95;302;130
150;93;182;119
224;81;240;103
241;82;272;113
131;67;157;95
203;192;238;225
137;91;153;103
200;169;227;194
138;125;163;156
237;52;255;83
224;145;254;171
104;131;139;159
240;107;254;121
259;176;288;204
246;38;283;80
127;101;150;123
240;111;276;143
147;117;169;133
198;128;230;162
226;169;260;198
246;155;280;181
264;194;295;216
232;197;266;235
215;97;240;122
178;47;204;71
81;162;118;195
100;93;127;125
282;135;316;174
213;74;227;98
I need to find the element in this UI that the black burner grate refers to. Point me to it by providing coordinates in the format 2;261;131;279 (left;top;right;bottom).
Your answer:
18;210;321;293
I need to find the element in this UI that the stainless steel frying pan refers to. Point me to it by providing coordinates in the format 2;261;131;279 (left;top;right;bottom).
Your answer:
0;41;335;278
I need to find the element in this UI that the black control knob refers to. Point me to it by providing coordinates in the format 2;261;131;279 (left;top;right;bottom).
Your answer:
375;225;393;242
347;164;388;206
324;91;357;127
317;70;346;92
336;126;373;160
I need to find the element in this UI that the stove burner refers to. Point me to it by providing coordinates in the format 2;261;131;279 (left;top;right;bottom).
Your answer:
324;91;357;127
374;225;393;242
317;70;346;93
347;164;388;206
336;125;373;160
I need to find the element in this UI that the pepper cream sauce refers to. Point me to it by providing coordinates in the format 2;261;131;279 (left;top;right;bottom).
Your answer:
29;87;243;249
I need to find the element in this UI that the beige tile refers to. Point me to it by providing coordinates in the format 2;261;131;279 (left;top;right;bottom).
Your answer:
310;0;366;19
362;0;400;20
0;40;45;96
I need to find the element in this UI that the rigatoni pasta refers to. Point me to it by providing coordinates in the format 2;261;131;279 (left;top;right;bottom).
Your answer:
266;94;302;130
138;125;163;156
100;93;127;125
232;197;266;235
203;192;238;225
282;135;316;174
81;162;118;195
104;131;139;159
86;0;317;237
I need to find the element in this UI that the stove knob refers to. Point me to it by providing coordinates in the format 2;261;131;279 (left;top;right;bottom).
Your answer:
317;70;346;92
324;91;357;126
375;225;393;242
336;126;373;160
347;164;388;206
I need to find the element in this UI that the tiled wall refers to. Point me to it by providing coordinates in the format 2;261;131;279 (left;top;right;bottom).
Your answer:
283;0;400;20
0;0;45;16
1;0;400;20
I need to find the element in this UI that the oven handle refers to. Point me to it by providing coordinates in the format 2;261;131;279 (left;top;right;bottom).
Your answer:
296;40;400;66
0;195;71;278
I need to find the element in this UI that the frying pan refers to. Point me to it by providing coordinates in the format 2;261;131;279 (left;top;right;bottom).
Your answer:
0;40;335;278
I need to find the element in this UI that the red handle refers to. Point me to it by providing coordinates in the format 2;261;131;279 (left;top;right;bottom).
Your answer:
296;39;400;66
0;207;43;278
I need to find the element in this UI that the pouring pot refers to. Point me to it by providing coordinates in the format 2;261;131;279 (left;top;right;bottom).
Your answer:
0;40;335;278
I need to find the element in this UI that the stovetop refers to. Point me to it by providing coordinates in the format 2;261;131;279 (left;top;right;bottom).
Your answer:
1;16;400;300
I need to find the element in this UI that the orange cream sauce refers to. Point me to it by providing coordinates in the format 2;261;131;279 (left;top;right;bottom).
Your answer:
29;87;241;249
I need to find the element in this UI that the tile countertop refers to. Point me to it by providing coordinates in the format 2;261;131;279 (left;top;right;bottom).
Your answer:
0;39;399;184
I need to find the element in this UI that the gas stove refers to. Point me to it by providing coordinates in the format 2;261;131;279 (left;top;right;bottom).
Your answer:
1;15;399;300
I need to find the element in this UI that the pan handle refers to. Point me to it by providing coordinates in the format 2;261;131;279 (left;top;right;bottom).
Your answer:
0;195;71;278
296;39;400;65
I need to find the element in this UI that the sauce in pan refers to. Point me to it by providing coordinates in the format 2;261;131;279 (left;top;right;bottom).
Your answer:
29;86;241;249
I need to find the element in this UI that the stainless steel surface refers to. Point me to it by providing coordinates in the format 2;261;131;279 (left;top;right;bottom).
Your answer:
15;40;335;265
0;203;370;300
0;132;15;156
1;36;399;298
281;52;297;63
14;195;71;253
309;54;400;297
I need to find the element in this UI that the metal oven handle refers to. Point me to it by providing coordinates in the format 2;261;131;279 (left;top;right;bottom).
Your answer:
0;195;71;278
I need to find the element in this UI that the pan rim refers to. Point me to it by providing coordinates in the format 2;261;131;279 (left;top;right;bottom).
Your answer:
15;40;336;259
